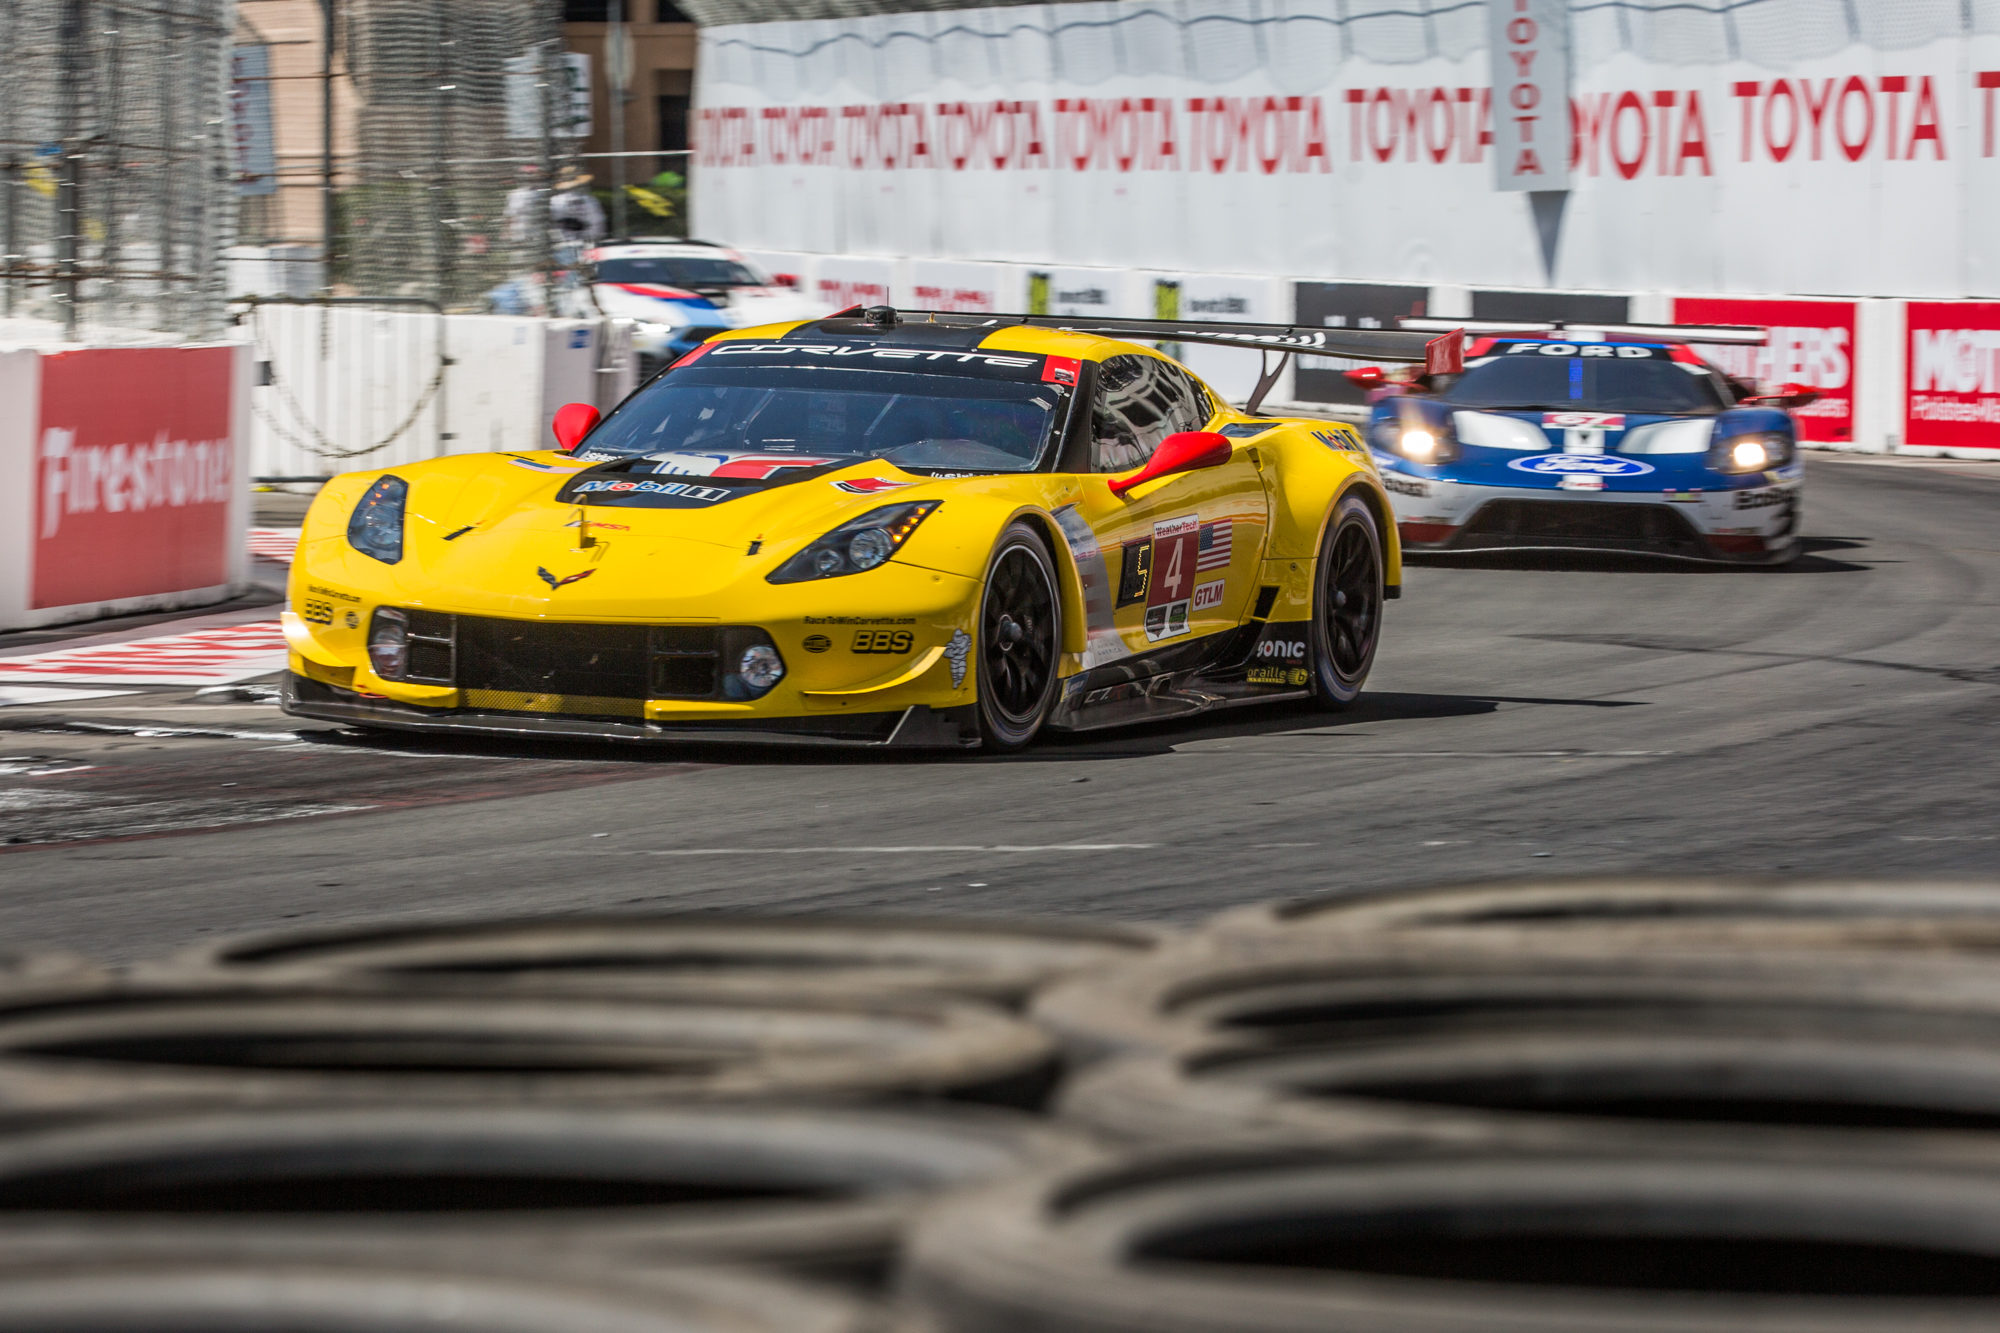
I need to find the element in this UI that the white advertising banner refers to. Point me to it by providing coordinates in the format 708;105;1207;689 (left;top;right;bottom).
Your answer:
1490;0;1569;191
694;0;2000;299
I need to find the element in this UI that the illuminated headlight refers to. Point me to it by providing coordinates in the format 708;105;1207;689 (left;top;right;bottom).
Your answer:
768;502;940;584
736;644;785;692
347;476;408;564
1713;431;1793;474
1400;429;1440;461
367;608;408;680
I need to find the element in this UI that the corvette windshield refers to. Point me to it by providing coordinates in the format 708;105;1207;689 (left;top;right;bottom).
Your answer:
581;365;1063;473
594;257;763;286
1441;353;1731;415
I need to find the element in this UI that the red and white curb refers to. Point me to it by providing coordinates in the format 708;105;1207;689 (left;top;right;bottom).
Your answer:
249;528;300;563
0;622;289;686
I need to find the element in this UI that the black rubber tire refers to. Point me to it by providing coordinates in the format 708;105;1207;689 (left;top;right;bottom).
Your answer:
1060;1012;2000;1150
157;914;1168;1010
1203;874;2000;953
901;1145;2000;1333
976;521;1063;751
0;1250;870;1333
0;1102;1089;1289
0;978;1058;1114
1030;940;2000;1060
1308;492;1383;709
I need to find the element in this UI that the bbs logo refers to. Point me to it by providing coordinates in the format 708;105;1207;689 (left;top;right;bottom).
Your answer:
1256;638;1306;663
852;630;914;654
301;600;335;626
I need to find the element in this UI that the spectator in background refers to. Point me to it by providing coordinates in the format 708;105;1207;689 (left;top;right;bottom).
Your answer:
550;170;606;251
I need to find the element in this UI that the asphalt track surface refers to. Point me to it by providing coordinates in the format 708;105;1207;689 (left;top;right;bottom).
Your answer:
2;452;1997;963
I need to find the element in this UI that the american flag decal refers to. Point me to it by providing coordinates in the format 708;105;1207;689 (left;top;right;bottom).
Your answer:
1196;520;1233;571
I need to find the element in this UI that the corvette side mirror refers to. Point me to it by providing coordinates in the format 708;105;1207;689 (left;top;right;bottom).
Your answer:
1749;381;1821;410
1344;366;1386;389
1107;431;1233;499
551;402;602;452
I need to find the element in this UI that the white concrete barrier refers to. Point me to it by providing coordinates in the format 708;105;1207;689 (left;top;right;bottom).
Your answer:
241;309;638;479
0;343;252;631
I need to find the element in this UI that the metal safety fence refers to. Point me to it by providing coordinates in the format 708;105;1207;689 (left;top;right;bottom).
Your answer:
0;0;235;342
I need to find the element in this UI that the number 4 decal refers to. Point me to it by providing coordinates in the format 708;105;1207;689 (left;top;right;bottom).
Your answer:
1145;514;1199;641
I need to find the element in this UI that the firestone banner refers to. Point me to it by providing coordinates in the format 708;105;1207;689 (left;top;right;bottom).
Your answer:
35;347;237;609
694;0;2000;298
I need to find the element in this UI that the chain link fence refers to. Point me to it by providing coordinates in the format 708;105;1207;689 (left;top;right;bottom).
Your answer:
343;0;591;315
0;0;235;342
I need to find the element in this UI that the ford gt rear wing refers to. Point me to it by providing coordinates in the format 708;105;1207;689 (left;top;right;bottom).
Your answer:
1399;317;1768;346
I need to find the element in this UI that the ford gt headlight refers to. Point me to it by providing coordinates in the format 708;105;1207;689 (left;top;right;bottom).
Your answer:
768;502;940;584
1711;431;1794;474
347;476;408;564
1371;417;1460;464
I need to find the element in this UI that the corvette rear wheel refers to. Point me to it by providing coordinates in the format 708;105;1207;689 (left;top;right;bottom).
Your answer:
1310;493;1383;710
977;523;1062;751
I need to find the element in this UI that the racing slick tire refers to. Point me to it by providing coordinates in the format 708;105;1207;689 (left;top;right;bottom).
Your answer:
0;1249;870;1333
976;521;1064;751
1308;493;1383;710
0;1102;1090;1289
1201;875;2000;954
899;1144;2000;1333
160;915;1169;1010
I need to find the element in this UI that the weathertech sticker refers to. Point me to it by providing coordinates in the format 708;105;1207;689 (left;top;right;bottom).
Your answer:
1145;514;1200;641
1042;355;1082;386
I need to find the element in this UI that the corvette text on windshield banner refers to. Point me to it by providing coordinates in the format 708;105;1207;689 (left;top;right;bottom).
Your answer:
701;341;1048;379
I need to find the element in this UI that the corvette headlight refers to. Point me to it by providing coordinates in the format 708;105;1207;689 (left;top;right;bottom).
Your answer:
768;502;940;584
1711;431;1793;474
347;476;408;564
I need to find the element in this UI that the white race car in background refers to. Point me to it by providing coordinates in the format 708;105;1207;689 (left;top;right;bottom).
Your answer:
586;239;831;375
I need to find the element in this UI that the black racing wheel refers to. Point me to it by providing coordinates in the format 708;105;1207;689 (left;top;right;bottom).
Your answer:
1309;492;1383;709
976;521;1063;750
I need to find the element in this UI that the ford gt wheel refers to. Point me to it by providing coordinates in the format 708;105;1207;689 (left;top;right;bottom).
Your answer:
1310;493;1383;709
977;523;1062;751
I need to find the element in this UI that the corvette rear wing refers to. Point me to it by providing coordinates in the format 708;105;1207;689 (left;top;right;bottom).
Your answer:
1399;317;1768;346
886;309;1463;415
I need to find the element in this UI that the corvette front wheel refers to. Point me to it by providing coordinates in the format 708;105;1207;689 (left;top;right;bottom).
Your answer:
976;522;1063;751
1309;493;1383;710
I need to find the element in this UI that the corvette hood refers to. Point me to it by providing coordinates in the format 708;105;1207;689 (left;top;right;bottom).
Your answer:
385;451;951;610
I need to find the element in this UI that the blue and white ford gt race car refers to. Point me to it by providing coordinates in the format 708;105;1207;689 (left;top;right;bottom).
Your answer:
1356;326;1813;565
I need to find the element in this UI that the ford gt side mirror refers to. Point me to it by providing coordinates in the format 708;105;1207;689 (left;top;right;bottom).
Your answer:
1107;431;1233;499
1344;366;1386;389
551;402;602;452
1750;381;1821;410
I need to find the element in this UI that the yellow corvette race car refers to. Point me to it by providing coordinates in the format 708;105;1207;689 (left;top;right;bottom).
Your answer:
281;308;1460;749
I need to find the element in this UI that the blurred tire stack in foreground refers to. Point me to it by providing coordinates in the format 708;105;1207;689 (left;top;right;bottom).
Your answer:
13;883;2000;1328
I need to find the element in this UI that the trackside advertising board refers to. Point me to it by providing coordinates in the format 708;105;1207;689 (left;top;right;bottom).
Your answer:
1905;303;2000;451
0;344;250;630
1673;298;1858;445
694;0;2000;299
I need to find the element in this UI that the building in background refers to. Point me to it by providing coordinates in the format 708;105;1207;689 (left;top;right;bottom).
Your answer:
561;0;697;237
230;0;357;294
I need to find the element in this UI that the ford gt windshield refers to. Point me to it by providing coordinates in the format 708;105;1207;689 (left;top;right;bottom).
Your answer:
1442;350;1732;415
580;361;1066;475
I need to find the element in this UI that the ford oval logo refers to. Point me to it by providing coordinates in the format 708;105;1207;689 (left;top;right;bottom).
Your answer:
1507;453;1656;477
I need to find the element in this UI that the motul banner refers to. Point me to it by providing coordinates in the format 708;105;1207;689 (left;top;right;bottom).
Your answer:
695;1;2000;298
1673;297;1857;444
1905;302;2000;450
0;344;250;630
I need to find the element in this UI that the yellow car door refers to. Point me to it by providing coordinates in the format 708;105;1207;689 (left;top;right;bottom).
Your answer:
1068;354;1271;666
